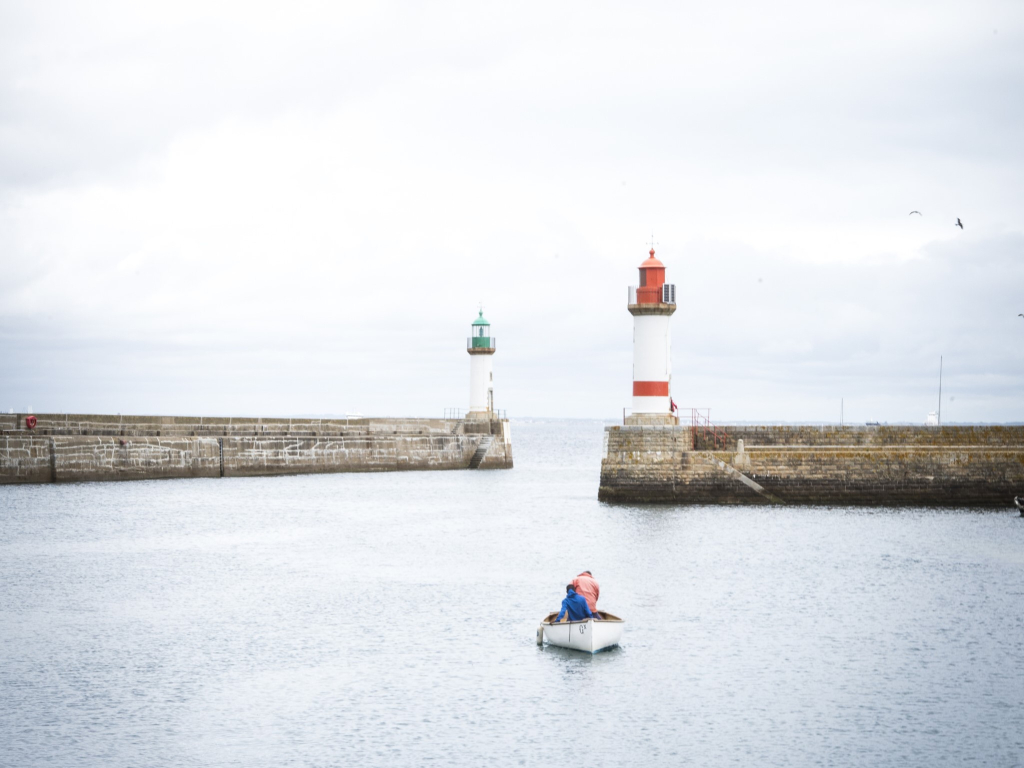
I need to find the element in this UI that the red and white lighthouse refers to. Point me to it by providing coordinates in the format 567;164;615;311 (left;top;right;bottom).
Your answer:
626;248;677;425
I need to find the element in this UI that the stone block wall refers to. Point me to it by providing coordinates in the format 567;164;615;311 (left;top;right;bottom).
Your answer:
220;434;477;476
56;437;222;483
0;413;455;438
0;414;513;484
692;424;1024;450
600;425;1024;506
476;419;514;469
0;436;53;484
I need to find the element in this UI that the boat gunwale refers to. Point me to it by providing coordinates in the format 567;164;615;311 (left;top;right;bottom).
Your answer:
541;611;624;626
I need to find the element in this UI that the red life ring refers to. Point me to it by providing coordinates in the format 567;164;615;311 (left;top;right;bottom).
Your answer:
25;415;37;429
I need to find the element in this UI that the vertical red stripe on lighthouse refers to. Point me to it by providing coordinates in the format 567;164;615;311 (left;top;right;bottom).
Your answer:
633;381;669;396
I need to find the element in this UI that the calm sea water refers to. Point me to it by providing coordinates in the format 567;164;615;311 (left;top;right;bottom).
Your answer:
1;419;1022;767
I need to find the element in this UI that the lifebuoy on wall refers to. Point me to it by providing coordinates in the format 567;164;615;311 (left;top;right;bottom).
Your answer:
25;415;37;429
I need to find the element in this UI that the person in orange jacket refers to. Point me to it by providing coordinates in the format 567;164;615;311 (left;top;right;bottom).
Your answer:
572;570;600;614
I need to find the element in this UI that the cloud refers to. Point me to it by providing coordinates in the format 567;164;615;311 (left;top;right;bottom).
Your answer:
1;0;1022;421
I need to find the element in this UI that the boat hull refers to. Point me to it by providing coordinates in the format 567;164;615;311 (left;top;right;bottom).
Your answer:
540;611;624;653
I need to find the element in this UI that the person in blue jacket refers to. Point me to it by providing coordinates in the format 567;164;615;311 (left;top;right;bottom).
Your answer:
554;584;595;622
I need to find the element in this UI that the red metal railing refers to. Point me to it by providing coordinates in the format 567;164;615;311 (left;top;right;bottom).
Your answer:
688;408;728;449
619;406;728;449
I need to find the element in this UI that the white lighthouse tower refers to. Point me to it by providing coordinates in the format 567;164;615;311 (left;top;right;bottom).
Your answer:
626;248;677;425
467;309;496;417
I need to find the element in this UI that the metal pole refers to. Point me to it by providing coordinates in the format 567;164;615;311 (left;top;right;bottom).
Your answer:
938;356;943;426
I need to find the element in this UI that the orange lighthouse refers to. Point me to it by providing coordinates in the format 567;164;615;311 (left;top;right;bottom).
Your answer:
626;248;677;425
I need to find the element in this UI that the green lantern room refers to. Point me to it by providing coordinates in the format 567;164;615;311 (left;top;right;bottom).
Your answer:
469;310;493;350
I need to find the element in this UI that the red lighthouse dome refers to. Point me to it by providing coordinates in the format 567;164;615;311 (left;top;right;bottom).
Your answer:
636;248;667;304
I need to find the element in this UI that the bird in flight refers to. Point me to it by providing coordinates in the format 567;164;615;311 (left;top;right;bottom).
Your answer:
956;218;964;229
909;211;922;216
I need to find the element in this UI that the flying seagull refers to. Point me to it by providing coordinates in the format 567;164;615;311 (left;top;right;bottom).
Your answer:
909;210;922;215
956;218;964;229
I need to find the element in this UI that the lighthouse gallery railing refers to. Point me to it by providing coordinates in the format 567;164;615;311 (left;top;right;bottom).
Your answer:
628;284;676;305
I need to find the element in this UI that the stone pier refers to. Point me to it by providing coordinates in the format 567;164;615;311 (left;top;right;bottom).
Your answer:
599;424;1024;506
0;413;513;484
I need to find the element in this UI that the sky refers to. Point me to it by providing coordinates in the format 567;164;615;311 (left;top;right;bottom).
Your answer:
1;0;1022;423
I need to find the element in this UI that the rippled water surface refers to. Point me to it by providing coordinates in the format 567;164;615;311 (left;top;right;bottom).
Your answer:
2;419;1023;767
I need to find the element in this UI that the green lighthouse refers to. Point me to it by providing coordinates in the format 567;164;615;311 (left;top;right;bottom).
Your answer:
467;308;496;415
470;310;493;350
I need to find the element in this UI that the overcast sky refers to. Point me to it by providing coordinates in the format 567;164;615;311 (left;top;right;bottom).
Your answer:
2;0;1022;423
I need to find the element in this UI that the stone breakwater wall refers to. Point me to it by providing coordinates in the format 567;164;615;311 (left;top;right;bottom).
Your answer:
0;414;512;484
600;425;1024;506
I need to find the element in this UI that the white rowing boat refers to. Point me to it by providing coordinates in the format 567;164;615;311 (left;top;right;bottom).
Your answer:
536;611;624;653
